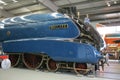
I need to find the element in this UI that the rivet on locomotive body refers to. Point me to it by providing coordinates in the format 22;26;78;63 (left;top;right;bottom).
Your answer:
6;31;11;36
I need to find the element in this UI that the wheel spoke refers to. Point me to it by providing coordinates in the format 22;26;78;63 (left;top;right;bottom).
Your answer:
9;54;20;67
22;53;43;69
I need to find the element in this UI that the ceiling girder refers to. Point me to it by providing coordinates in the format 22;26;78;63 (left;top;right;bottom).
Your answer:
6;0;105;12
6;2;38;11
78;4;120;15
0;10;14;18
38;0;58;12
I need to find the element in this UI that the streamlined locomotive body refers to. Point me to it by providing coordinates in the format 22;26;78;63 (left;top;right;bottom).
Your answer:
0;12;104;74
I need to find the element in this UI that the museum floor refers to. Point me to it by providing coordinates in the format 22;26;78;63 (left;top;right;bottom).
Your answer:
0;60;120;80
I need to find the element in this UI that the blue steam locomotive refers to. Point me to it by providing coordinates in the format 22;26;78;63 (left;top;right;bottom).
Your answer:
0;12;104;74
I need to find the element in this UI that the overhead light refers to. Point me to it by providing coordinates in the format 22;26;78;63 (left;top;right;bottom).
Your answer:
114;1;117;4
105;0;118;7
0;0;7;5
12;0;18;3
106;2;111;7
77;12;80;18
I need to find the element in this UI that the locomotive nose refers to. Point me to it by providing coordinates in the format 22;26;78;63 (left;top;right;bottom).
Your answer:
94;49;103;59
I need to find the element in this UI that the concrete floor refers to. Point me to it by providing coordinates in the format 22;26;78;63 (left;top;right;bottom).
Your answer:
0;61;120;80
97;60;120;80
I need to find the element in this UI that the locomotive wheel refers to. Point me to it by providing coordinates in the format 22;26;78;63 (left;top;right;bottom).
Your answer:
73;63;87;74
46;58;59;72
22;53;43;69
9;54;20;67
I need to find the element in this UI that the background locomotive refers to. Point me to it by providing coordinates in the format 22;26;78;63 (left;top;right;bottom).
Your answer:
0;7;105;74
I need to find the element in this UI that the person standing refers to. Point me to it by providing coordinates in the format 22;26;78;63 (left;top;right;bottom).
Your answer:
105;53;109;66
118;51;120;63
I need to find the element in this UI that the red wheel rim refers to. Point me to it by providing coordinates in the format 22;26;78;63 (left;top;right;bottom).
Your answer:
74;63;87;74
47;59;58;71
